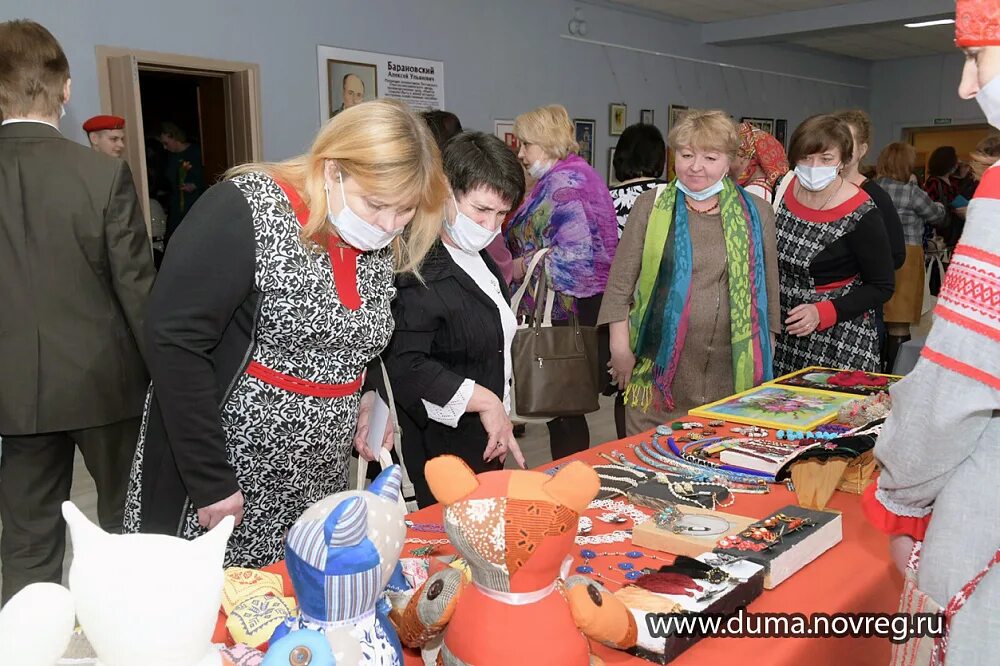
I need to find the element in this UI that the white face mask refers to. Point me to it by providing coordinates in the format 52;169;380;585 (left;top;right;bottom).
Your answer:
59;104;66;119
676;177;725;201
445;195;500;254
326;172;401;251
976;76;1000;130
528;160;553;179
795;164;840;192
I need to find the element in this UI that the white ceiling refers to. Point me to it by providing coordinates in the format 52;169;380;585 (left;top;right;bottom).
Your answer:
790;22;956;60
608;0;956;61
611;0;873;23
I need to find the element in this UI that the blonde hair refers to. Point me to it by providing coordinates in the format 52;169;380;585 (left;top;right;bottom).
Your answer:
667;109;739;158
226;99;447;274
514;104;579;160
875;142;915;182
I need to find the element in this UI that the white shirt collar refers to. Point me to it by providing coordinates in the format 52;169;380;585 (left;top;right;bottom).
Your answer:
1;118;60;131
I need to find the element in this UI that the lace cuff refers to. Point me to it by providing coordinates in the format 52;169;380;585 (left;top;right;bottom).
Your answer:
422;378;475;429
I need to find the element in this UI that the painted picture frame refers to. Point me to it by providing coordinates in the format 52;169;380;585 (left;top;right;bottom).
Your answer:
327;59;378;118
689;384;856;431
494;119;518;152
608;146;620;187
667;105;690;179
574;118;596;167
768;366;902;397
640;109;654;125
668;104;689;131
610;103;627;136
740;117;775;135
774;118;788;149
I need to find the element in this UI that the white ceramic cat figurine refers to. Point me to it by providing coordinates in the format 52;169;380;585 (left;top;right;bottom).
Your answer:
63;501;234;666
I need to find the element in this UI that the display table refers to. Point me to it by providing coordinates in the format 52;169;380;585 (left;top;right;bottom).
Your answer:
400;426;902;666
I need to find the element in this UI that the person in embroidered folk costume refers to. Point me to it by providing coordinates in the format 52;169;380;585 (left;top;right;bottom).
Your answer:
731;122;789;204
863;3;1000;662
123;100;448;569
392;456;637;665
600;110;780;435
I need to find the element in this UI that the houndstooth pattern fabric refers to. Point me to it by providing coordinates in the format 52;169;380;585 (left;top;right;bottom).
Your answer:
773;199;880;375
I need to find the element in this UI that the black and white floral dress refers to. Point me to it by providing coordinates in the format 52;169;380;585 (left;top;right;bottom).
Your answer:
123;172;395;568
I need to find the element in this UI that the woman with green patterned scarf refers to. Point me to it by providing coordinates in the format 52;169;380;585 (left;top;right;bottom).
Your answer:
598;110;781;436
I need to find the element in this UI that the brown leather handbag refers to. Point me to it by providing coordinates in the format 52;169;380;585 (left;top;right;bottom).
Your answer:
510;249;600;418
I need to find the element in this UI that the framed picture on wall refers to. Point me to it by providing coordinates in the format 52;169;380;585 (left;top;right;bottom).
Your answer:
608;146;620;186
494;119;518;152
775;119;788;149
667;105;689;179
640;109;654;125
327;58;378;118
668;104;689;131
741;117;775;135
574;119;596;167
610;103;627;136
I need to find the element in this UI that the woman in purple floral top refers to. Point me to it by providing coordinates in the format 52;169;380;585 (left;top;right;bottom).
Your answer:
506;104;618;459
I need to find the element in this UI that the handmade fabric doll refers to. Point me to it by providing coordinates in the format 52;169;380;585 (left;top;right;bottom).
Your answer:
393;456;637;665
275;465;407;665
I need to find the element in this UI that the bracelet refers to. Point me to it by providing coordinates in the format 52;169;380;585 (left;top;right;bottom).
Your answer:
587;498;650;525
404;538;450;545
575;530;633;545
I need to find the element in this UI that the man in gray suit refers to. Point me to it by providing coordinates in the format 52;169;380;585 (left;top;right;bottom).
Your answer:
0;20;155;603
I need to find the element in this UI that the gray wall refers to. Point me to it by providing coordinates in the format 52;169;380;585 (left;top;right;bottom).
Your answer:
870;52;986;150
3;0;871;168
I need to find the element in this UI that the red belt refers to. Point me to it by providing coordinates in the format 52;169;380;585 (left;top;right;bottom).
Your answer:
246;361;363;398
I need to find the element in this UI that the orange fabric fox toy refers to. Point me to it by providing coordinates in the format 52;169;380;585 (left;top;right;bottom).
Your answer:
393;456;637;665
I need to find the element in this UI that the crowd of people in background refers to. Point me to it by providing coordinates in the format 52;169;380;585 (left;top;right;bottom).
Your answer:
3;15;1000;651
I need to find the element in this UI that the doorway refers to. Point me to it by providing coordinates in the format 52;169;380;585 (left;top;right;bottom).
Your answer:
902;124;994;182
96;47;263;243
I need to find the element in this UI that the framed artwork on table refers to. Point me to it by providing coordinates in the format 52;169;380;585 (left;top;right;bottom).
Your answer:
574;118;596;167
774;119;788;149
768;366;902;397
741;117;775;135
610;103;627;136
608;146;620;187
640;109;654;125
494;119;518;152
689;384;856;431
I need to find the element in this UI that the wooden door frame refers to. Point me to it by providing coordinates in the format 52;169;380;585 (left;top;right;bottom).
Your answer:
95;46;263;236
901;123;994;144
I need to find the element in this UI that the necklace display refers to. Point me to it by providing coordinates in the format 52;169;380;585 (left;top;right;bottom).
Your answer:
654;504;733;537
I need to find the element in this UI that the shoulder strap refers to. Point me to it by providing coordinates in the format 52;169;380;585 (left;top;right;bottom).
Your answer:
772;171;795;214
510;248;551;316
354;358;418;512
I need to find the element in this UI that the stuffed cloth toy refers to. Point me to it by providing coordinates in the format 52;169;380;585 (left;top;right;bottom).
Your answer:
274;465;407;665
393;456;637;665
0;501;234;666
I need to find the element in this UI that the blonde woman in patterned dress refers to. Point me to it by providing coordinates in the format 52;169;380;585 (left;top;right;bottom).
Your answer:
123;100;448;567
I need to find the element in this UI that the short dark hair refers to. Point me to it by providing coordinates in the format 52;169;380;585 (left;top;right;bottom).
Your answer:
158;121;187;143
443;131;525;210
788;114;854;166
613;123;666;182
421;110;463;151
927;145;958;177
0;20;70;119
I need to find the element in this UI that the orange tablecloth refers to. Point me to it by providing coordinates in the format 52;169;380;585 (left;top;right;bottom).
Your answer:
400;426;902;666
